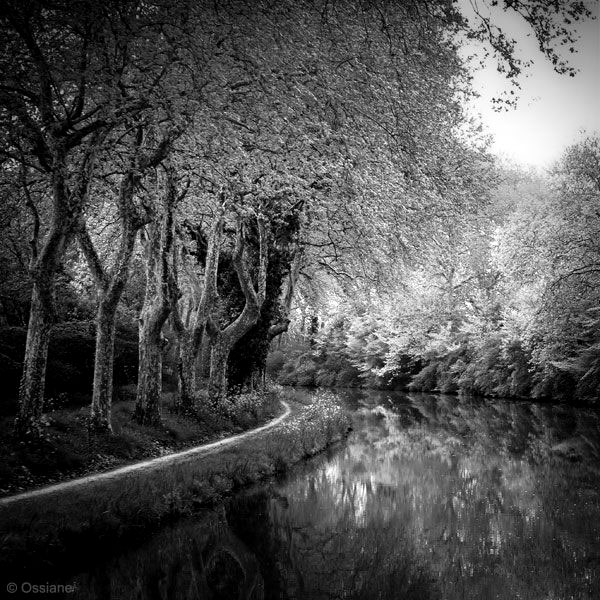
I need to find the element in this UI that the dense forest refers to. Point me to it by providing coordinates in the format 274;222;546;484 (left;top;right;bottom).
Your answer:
0;0;597;442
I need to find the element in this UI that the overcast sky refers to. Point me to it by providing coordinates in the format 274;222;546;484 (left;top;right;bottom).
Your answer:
460;1;600;168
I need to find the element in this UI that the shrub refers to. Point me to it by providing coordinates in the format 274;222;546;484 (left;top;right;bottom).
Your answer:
294;363;317;386
409;362;439;391
457;340;503;396
269;390;350;460
265;349;286;378
315;369;337;387
531;365;577;401
336;367;360;387
276;352;318;387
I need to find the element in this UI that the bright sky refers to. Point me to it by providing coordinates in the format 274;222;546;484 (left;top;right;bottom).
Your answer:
459;1;600;168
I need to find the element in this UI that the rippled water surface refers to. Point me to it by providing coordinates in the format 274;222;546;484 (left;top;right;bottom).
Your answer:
74;391;600;599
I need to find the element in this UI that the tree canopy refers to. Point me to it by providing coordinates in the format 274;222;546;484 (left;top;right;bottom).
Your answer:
0;0;597;436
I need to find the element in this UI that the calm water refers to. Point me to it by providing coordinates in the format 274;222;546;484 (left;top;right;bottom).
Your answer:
73;391;600;599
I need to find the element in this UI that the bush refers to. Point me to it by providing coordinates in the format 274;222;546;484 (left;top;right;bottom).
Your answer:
574;344;600;401
273;344;375;390
218;386;281;429
382;354;422;390
405;338;534;400
293;360;317;386
336;367;360;387
438;365;460;394
275;352;318;387
270;390;350;458
454;338;533;399
409;362;439;391
265;349;286;378
0;326;31;412
314;368;337;387
531;366;577;401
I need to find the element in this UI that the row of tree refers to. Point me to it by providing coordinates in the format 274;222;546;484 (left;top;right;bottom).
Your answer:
275;136;600;403
0;0;592;435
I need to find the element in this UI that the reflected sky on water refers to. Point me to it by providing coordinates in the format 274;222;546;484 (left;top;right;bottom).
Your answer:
73;391;600;600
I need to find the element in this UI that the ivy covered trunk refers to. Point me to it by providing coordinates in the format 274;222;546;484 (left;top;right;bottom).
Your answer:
15;287;52;436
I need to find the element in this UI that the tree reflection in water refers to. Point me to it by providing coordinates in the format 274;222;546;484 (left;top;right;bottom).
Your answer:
72;503;266;599
72;392;600;599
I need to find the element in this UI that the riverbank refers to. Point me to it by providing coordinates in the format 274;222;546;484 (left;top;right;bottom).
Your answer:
0;390;351;579
0;385;282;497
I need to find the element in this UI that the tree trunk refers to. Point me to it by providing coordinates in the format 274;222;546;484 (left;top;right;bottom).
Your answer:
80;222;139;432
199;335;212;378
208;334;230;403
207;217;269;403
169;204;225;407
134;230;171;425
14;287;51;436
80;130;173;431
134;162;177;425
89;300;117;431
15;159;85;435
176;330;196;412
186;210;224;385
135;312;165;426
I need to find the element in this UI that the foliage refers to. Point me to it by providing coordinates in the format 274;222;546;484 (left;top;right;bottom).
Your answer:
0;0;595;434
268;390;350;459
273;136;600;404
215;385;281;430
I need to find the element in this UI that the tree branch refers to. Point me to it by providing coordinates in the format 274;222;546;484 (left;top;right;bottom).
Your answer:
190;199;226;352
19;163;39;266
77;221;109;290
268;319;291;340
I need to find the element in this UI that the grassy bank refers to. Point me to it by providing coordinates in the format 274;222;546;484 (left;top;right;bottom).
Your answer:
0;390;351;579
0;385;282;496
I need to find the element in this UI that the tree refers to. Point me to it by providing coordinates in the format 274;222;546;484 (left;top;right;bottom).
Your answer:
1;0;197;433
1;0;593;428
1;1;113;434
134;160;184;425
206;211;268;402
77;126;175;431
170;198;226;411
226;212;299;391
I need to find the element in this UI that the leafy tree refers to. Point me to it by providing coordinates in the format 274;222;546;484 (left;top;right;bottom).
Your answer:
77;126;176;430
0;0;595;432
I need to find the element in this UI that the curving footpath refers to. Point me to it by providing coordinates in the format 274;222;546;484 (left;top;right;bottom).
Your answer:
0;400;291;508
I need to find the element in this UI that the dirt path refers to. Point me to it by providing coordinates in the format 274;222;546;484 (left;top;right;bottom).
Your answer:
0;400;291;507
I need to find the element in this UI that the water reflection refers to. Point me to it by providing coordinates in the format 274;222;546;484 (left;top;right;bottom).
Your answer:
73;504;266;599
73;392;600;599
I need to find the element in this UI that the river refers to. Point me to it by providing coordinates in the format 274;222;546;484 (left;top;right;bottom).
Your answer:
70;389;600;599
